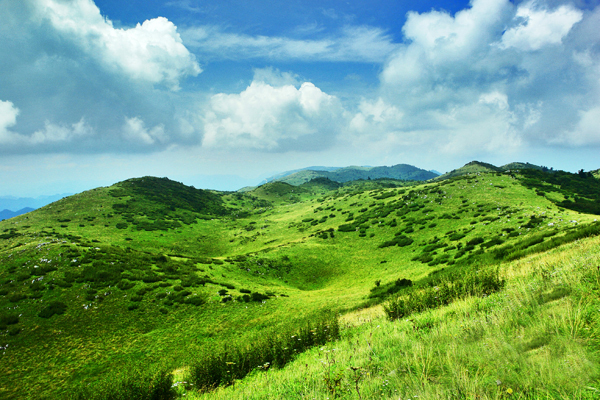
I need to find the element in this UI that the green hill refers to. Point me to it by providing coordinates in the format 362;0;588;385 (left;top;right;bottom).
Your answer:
274;164;437;185
1;167;600;399
434;160;550;181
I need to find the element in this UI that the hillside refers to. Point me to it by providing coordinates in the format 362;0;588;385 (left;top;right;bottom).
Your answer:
273;164;437;185
1;167;600;399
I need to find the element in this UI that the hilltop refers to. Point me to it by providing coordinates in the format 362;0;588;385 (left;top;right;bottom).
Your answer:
434;160;551;181
0;164;599;399
266;163;438;186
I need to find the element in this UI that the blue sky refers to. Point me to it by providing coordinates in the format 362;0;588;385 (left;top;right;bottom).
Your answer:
1;0;600;196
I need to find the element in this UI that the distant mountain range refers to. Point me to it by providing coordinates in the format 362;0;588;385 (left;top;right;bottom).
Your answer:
0;207;35;221
262;164;439;186
0;194;71;213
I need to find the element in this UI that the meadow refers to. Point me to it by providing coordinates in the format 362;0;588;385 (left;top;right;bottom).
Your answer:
0;165;599;399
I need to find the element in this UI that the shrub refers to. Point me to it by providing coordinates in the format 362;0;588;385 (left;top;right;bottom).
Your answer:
0;314;19;326
384;268;503;320
185;295;207;306
39;301;67;318
466;237;484;246
117;280;135;291
68;368;175;400
8;327;21;336
8;293;27;303
378;235;414;248
251;292;269;302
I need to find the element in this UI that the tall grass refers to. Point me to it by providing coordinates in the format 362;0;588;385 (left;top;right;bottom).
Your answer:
189;313;340;392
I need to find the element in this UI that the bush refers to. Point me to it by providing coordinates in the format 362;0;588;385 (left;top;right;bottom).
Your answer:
117;280;135;291
185;295;207;306
39;301;67;318
384;268;503;320
8;327;21;336
0;314;19;326
378;235;414;248
251;292;269;302
68;368;175;400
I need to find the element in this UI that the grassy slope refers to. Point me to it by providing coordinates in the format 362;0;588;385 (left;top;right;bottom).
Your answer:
189;235;600;399
0;171;598;398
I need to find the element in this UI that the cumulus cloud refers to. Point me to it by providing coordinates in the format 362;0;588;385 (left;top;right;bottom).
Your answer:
554;106;600;145
181;25;397;62
202;78;347;150
371;0;599;157
0;99;94;146
500;2;583;51
0;100;20;144
32;0;201;90
122;117;167;145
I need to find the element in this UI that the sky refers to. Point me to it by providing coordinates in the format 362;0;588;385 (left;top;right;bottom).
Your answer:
1;0;600;196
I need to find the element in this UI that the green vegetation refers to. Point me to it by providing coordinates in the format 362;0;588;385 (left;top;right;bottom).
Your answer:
0;164;599;399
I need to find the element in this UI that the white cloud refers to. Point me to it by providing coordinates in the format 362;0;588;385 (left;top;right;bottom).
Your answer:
181;25;397;62
349;98;404;133
123;117;167;145
0;99;94;145
555;106;600;145
33;0;201;90
370;0;600;160
30;118;94;144
500;2;583;51
202;80;346;150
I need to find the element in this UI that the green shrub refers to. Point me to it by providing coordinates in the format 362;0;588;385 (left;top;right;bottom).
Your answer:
39;301;67;318
378;235;414;248
8;327;21;336
0;314;19;326
466;237;484;246
117;280;135;291
68;368;175;400
384;268;503;320
251;292;269;302
185;295;207;306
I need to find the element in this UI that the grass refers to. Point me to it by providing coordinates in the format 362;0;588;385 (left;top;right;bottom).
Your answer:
0;168;599;398
184;235;600;399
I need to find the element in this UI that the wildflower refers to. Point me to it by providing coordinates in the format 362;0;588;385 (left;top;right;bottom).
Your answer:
507;388;513;394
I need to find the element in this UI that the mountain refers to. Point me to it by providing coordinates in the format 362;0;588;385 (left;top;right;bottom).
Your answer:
0;194;71;212
434;161;549;181
1;166;600;399
273;163;438;185
261;166;342;184
0;207;34;221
